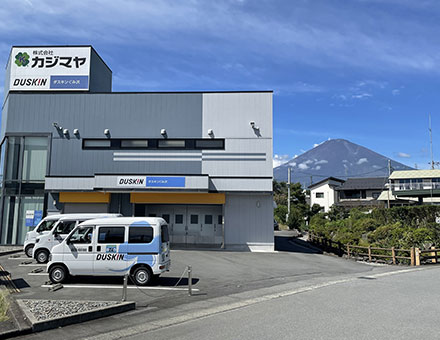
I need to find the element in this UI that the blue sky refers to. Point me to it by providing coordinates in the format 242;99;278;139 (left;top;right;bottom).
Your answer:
1;0;439;169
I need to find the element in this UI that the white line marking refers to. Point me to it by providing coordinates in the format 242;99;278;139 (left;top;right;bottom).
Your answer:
28;273;47;276
8;257;30;260
40;284;199;291
19;263;45;267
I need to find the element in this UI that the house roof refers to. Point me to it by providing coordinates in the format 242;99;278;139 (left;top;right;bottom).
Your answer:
308;177;345;189
389;169;440;180
335;177;387;191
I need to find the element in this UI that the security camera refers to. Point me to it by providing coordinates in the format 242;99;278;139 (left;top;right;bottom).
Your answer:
63;129;69;135
161;129;167;136
250;121;256;128
104;129;110;135
208;129;214;136
73;129;79;135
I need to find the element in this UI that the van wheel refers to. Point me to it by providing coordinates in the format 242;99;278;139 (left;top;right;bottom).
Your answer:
132;266;152;286
35;249;49;264
49;265;68;284
25;245;34;258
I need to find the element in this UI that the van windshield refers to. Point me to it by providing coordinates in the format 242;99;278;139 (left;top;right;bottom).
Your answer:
161;225;169;243
69;226;93;244
37;220;56;232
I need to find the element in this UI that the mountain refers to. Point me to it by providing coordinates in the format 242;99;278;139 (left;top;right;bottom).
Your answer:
273;139;413;186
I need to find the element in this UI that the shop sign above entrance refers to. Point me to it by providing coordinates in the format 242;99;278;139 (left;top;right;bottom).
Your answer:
117;176;186;188
8;46;91;91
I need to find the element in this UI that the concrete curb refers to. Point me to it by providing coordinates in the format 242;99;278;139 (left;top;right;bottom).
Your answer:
16;300;135;333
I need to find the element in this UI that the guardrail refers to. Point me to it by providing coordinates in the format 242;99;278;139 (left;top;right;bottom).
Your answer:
308;233;426;266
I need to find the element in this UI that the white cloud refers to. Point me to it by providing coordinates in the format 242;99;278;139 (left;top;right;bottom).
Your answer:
352;93;372;99
304;160;313;164
357;158;368;165
315;165;321;170
392;89;400;96
273;154;290;168
315;160;328;165
342;159;349;163
372;165;382;169
298;163;309;170
397;152;411;158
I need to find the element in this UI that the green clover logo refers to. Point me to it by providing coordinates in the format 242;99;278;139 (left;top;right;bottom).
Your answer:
15;52;30;67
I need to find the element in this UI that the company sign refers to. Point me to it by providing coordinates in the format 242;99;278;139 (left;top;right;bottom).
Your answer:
117;176;186;188
9;47;91;91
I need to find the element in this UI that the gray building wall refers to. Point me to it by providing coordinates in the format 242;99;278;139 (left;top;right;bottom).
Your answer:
89;48;112;93
224;193;274;250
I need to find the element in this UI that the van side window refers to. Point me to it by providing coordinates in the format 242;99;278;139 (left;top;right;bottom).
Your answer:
55;221;76;234
98;227;125;243
37;220;56;232
128;227;153;244
69;226;93;244
161;225;169;243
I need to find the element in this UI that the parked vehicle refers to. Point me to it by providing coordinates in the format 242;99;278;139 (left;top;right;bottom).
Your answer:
47;217;171;286
32;213;121;264
274;219;279;231
23;214;64;258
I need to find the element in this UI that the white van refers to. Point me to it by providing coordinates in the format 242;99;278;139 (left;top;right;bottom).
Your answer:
23;214;64;257
32;213;121;264
47;217;171;286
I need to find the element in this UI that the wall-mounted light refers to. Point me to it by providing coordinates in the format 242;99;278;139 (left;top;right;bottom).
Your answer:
104;129;110;136
63;129;69;136
208;129;214;137
73;129;79;135
53;122;63;131
160;129;167;138
250;121;259;130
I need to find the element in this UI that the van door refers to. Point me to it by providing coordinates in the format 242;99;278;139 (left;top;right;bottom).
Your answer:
64;225;95;275
94;225;129;275
160;224;170;265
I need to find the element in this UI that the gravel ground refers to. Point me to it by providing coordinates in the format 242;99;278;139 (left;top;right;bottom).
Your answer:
21;300;120;321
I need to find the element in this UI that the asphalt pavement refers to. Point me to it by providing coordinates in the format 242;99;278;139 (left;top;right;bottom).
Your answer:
3;232;401;339
122;265;439;340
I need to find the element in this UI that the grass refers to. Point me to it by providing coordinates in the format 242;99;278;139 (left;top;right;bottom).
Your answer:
0;289;9;322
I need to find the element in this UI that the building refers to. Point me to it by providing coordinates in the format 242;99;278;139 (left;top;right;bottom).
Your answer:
309;177;345;212
389;169;440;204
309;177;392;211
0;46;274;251
335;177;387;208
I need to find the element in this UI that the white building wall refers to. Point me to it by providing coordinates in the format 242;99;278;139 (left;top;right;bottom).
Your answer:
310;183;337;212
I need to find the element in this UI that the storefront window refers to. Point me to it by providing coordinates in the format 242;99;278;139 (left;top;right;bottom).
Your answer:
0;135;49;245
22;137;49;181
5;136;21;181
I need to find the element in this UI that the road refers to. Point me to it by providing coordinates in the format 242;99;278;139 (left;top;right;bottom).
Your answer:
123;266;437;340
12;233;402;339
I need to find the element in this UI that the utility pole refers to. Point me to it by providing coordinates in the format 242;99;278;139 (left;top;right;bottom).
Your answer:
430;114;434;169
387;159;392;209
286;167;291;222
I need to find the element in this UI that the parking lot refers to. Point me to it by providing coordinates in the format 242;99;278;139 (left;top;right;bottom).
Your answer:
0;233;397;312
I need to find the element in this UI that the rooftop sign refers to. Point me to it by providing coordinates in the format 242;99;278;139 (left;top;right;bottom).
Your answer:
9;46;91;91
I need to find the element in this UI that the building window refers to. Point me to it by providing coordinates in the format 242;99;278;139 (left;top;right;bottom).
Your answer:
205;215;213;224
316;192;324;198
158;140;185;148
0;136;48;245
121;140;148;148
190;214;198;224
195;139;224;149
175;214;183;224
372;192;380;199
83;139;111;148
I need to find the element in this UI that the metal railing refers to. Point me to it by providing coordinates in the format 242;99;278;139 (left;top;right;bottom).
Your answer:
390;182;440;191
